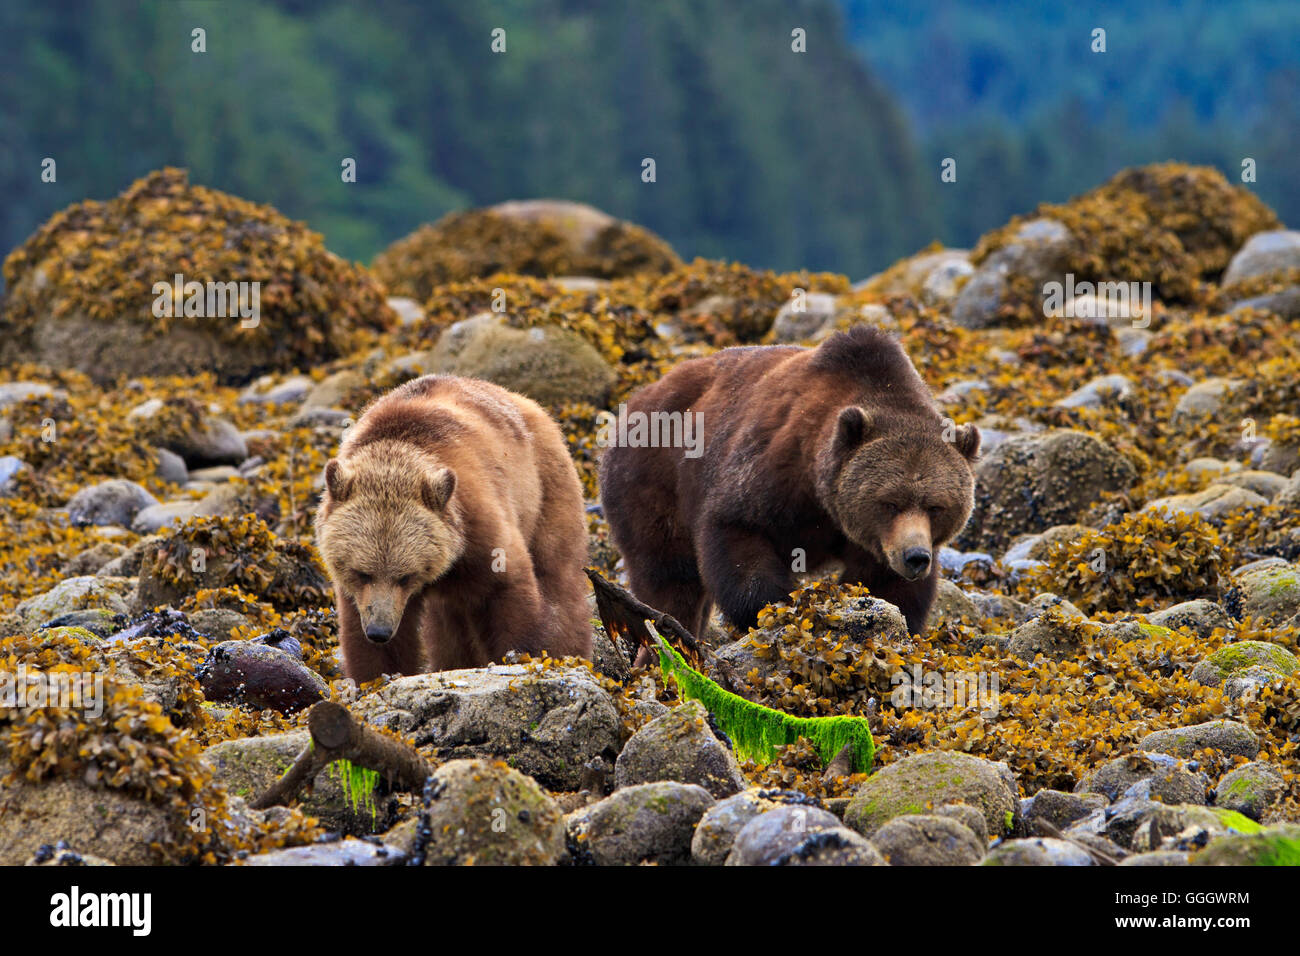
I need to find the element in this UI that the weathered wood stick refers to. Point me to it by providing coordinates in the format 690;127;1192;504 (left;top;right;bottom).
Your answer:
585;567;707;669
250;701;431;810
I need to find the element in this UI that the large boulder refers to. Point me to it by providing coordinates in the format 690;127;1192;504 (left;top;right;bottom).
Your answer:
1222;229;1300;285
0;168;394;383
844;751;1019;840
371;199;680;301
352;665;621;791
427;312;616;407
958;429;1136;552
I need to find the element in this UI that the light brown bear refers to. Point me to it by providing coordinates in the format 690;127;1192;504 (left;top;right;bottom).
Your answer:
599;326;980;638
315;374;591;681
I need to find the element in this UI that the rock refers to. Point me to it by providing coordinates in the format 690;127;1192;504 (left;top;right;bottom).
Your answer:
1229;285;1300;319
386;297;425;325
1007;609;1089;662
1189;640;1299;687
352;665;620;791
1217;469;1289;500
861;247;971;297
26;843;116;867
958;429;1136;552
845;750;1019;839
1127;803;1265;853
0;759;177;865
1222;229;1300;285
1259;440;1300;476
1118;850;1190;866
1172;378;1241;421
130;500;201;534
1146;600;1232;640
1273;470;1300;510
203;732;383;834
981;837;1093;866
927;580;981;629
726;805;885;866
240;838;406;866
1214;762;1285;821
1021;789;1109;837
1053;374;1132;410
302;370;365;410
691;791;788;865
1143;483;1267;520
59;541;128;577
953;219;1072;330
710;594;910;688
566;782;713;866
920;256;974;307
1138;720;1259;760
196;641;329;713
287;407;353;430
2;576;132;635
935;802;989;842
1224;561;1300;627
393;760;566;865
1223;665;1285;701
1192;824;1300;865
238;374;314;406
770;292;840;342
614;700;746;798
154;448;189;484
129;398;248;468
65;480;159;528
0;381;59;410
427;313;615;407
0;455;28;491
871;814;984;865
1075;753;1207;805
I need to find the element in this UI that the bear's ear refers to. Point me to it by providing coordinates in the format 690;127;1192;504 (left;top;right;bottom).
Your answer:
831;405;873;457
324;458;351;502
422;467;456;512
952;423;981;461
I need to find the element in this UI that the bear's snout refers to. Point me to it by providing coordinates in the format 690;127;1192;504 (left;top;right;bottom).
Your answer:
364;621;394;643
901;546;932;579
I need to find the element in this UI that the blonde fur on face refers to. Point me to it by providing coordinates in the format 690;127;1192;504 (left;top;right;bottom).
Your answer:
315;440;466;637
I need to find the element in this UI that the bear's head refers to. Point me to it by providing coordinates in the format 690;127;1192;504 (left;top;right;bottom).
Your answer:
315;442;464;644
818;405;979;581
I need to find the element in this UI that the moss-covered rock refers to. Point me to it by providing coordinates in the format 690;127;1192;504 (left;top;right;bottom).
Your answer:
426;312;616;407
844;750;1019;839
1189;640;1299;687
1137;719;1259;759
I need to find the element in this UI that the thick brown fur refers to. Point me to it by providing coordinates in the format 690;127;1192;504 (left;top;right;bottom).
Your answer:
315;374;591;681
599;326;980;637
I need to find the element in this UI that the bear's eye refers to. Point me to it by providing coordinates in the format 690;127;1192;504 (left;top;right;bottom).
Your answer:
397;575;412;588
355;572;372;585
879;502;900;516
926;506;945;518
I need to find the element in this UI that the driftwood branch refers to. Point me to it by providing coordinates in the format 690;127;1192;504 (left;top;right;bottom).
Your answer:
585;567;708;670
250;701;432;810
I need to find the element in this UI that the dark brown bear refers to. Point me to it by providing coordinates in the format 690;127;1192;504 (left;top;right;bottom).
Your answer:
599;326;979;637
315;374;591;682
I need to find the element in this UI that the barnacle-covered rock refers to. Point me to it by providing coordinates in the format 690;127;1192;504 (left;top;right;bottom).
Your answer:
613;700;745;798
64;479;159;529
566;781;714;866
959;429;1137;552
1189;640;1299;687
1138;719;1259;759
1214;762;1286;821
1074;752;1208;805
1223;561;1300;627
351;664;621;791
726;804;884;866
981;837;1093;866
871;813;985;865
389;759;566;866
1;168;395;383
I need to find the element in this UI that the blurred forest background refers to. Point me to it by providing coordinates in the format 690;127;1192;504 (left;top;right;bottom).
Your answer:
1;0;1297;280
